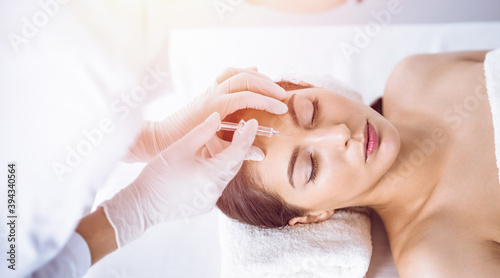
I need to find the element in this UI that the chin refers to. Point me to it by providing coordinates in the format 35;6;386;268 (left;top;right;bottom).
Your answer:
378;123;401;170
368;118;400;177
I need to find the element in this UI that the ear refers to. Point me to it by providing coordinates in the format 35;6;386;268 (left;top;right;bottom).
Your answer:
288;209;335;226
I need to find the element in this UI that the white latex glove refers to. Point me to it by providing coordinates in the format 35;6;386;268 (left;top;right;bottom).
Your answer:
102;112;261;248
124;67;287;162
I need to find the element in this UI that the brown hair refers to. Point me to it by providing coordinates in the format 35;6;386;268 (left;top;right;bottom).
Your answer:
216;81;312;229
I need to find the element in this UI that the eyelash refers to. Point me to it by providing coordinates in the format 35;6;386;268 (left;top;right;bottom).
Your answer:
311;97;319;126
307;97;320;183
309;153;318;183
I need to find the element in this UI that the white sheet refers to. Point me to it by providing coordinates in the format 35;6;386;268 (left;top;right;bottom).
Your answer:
84;22;500;278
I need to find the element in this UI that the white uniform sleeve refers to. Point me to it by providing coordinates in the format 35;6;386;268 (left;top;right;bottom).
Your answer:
0;1;171;276
31;232;91;278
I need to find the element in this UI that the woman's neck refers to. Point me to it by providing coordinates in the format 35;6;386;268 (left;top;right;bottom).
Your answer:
368;119;446;236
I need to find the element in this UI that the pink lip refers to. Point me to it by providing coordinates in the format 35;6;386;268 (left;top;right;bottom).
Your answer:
364;121;379;161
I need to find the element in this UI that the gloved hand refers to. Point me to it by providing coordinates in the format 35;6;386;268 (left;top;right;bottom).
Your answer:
102;112;261;248
124;67;287;162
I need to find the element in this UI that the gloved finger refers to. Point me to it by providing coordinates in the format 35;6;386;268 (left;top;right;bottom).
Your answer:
211;119;259;171
218;72;287;100
245;66;258;71
215;67;274;85
206;135;263;161
246;146;265;161
205;135;226;158
220;91;288;116
170;112;221;157
201;147;211;159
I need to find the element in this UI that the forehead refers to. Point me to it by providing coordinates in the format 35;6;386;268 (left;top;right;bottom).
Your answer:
242;87;327;196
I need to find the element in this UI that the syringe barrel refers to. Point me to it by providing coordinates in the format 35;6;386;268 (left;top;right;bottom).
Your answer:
219;121;279;137
256;126;273;137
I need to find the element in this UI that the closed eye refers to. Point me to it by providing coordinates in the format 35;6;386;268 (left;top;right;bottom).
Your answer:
308;153;318;183
311;97;319;126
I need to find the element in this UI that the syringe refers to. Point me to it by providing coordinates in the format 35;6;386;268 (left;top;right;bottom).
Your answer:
218;121;280;138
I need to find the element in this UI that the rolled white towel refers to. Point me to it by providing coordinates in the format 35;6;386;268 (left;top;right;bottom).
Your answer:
485;48;500;183
218;210;372;278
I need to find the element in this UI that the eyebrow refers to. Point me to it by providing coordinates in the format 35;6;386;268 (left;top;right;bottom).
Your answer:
288;147;300;189
288;93;299;127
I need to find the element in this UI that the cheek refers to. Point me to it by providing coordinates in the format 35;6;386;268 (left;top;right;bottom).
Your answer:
317;159;354;192
374;120;401;175
311;154;368;204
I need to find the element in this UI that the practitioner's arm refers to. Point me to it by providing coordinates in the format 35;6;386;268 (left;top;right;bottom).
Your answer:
71;113;261;270
31;209;113;277
75;207;117;265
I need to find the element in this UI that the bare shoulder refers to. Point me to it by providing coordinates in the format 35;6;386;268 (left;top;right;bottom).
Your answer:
383;51;489;118
385;51;488;90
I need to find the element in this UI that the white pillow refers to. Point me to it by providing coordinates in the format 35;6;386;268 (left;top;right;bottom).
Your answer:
218;210;372;278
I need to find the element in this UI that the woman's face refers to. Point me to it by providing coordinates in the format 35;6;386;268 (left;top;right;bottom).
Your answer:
242;87;400;216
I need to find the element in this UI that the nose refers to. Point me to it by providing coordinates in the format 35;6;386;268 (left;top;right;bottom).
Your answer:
305;124;351;150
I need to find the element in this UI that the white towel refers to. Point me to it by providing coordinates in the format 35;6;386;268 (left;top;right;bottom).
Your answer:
485;48;500;183
218;210;372;278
